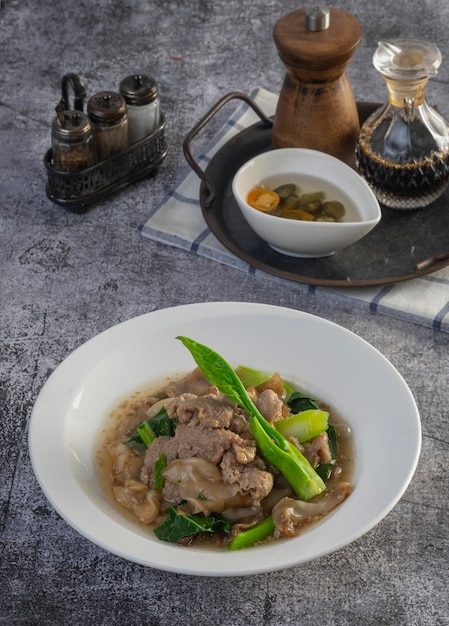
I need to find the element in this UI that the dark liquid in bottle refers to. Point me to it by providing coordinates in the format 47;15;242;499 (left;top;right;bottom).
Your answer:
356;116;449;209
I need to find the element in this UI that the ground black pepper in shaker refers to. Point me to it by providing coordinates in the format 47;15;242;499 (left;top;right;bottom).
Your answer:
51;108;96;172
87;91;128;160
51;73;96;172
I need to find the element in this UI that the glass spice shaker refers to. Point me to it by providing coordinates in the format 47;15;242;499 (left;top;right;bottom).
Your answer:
87;91;128;160
52;108;96;172
51;73;96;172
119;74;160;145
355;38;449;209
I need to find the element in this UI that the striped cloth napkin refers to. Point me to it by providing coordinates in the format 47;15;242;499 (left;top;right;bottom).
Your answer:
140;87;449;333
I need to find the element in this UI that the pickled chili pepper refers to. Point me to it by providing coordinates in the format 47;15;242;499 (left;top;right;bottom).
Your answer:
247;187;280;212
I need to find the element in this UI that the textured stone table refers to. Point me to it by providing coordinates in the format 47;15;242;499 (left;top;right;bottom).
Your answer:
1;1;448;624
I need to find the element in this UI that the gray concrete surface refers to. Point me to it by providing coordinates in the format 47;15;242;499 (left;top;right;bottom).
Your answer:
1;1;448;624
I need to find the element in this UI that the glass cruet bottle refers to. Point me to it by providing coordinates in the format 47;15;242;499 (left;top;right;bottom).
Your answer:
355;38;449;210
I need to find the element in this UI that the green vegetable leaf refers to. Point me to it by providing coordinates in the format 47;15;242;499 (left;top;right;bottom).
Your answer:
287;390;319;413
315;462;334;482
228;515;275;551
275;408;329;443
153;453;167;491
177;336;264;421
251;413;325;500
127;407;176;453
128;421;156;452
327;424;338;459
154;507;231;543
148;407;176;437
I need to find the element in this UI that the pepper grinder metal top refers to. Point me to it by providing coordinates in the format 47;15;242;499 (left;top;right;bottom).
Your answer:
305;6;330;32
272;6;362;166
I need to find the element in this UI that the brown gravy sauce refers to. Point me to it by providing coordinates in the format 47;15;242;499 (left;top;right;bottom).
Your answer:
95;374;179;526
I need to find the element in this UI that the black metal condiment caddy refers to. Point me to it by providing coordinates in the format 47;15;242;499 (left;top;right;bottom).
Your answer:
44;73;167;212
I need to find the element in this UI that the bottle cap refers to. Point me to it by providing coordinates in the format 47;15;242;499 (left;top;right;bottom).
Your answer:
374;38;442;79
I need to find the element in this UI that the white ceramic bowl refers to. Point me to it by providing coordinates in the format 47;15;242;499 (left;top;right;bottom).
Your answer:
232;148;381;258
29;302;421;577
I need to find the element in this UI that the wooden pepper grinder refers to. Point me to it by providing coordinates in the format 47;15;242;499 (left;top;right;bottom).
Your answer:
272;6;362;166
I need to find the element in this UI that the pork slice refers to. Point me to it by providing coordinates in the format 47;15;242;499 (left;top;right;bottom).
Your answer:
175;423;241;464
109;441;146;484
140;436;179;488
255;372;285;398
166;392;235;428
162;458;240;512
220;450;273;504
301;431;332;467
272;482;351;537
229;410;252;437
232;439;257;464
163;367;213;397
255;389;285;424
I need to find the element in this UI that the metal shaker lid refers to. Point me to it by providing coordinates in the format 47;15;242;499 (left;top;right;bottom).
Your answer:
52;110;93;141
87;91;127;124
119;74;158;106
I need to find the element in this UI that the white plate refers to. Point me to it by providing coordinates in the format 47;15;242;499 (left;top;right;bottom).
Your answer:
29;302;421;576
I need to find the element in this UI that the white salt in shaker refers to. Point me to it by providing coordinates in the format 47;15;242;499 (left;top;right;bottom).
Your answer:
119;74;160;145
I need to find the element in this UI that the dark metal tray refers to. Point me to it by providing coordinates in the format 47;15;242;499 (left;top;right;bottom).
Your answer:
183;93;449;287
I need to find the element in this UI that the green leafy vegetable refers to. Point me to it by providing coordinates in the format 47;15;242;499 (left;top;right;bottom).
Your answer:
148;407;176;437
228;515;275;551
176;336;326;501
275;408;329;443
250;413;326;501
326;423;338;459
287;390;319;413
127;407;176;453
128;420;156;451
153;453;167;491
315;463;334;481
177;336;262;417
154;507;231;543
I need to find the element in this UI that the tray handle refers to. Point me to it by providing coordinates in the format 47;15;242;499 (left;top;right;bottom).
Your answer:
182;92;273;208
